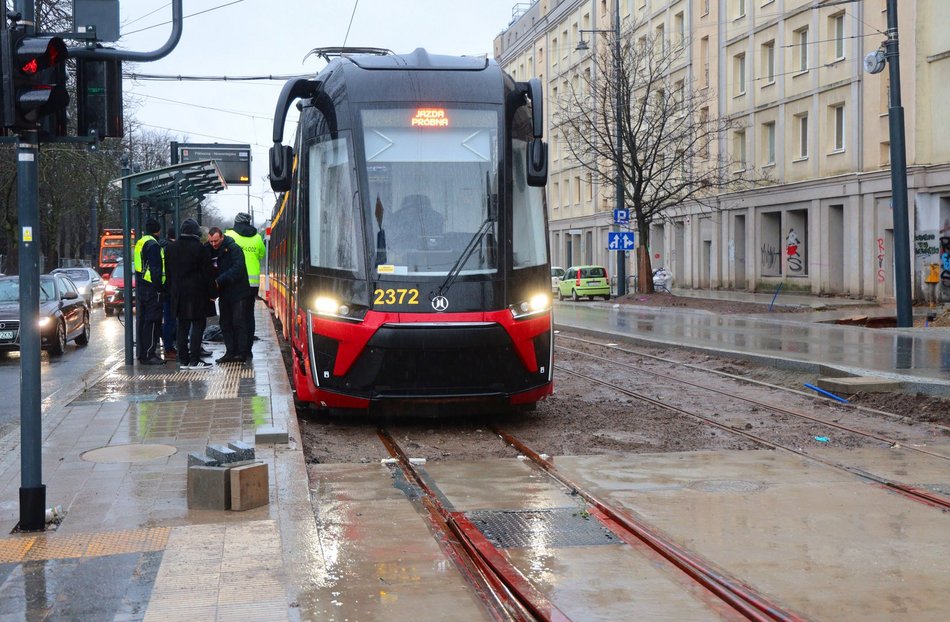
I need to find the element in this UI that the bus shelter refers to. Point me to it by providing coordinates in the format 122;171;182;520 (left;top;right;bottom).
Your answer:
110;160;227;365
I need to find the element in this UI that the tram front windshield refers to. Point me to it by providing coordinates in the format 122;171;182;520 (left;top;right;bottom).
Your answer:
362;107;499;278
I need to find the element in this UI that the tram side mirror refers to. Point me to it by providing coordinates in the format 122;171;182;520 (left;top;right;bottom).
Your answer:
269;144;294;192
527;138;548;187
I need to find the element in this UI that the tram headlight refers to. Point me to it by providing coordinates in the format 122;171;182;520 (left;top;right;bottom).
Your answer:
509;293;551;319
312;296;367;322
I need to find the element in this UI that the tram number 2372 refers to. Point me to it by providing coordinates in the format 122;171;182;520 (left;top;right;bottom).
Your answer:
373;288;420;305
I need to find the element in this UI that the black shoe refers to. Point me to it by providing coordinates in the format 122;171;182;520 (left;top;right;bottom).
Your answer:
216;354;235;363
231;355;247;363
141;357;165;366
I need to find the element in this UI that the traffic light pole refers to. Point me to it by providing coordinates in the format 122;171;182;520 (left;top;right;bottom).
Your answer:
17;129;44;531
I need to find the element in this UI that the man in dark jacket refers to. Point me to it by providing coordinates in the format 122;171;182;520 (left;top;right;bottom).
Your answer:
208;227;252;363
166;218;215;369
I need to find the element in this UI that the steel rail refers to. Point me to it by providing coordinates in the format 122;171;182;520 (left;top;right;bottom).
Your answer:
555;363;950;512
490;427;806;622
376;428;572;622
556;342;950;463
556;333;950;434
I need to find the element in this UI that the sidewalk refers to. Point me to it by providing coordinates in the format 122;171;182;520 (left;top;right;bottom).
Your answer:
0;300;316;620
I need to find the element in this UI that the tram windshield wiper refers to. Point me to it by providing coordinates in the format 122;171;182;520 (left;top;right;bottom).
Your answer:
434;217;494;299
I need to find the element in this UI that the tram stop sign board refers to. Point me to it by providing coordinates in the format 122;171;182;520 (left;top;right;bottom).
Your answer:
177;143;251;186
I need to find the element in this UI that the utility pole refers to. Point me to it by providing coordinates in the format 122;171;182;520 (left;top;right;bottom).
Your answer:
885;0;912;327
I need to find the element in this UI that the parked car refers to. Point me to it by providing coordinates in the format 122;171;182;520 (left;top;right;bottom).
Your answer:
0;274;91;355
50;267;105;307
551;266;565;293
557;265;611;301
103;260;134;316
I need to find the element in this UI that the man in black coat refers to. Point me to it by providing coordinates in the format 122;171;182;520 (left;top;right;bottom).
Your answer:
207;227;252;363
166;218;215;369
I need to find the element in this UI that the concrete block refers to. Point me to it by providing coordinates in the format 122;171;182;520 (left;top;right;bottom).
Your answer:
227;441;255;461
187;466;231;510
187;452;220;467
230;463;269;511
255;425;288;445
206;444;238;464
816;376;902;394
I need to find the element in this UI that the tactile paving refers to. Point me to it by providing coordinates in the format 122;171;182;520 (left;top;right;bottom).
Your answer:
0;527;170;563
465;508;620;549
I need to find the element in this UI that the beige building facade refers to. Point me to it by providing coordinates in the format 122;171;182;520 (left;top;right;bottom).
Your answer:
495;0;950;300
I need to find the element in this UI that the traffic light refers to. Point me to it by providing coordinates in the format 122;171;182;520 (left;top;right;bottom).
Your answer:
77;58;123;138
1;27;69;134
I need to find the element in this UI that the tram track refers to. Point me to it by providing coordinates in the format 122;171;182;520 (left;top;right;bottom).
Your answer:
552;359;950;512
556;333;950;435
376;426;807;622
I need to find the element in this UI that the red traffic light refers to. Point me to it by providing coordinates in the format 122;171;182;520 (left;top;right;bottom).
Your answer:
14;37;67;76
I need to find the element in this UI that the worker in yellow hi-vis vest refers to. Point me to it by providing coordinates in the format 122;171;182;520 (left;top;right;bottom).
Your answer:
225;212;266;358
924;263;940;308
134;218;166;364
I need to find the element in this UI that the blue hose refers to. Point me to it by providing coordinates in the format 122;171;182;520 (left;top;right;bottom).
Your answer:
768;282;784;312
804;383;850;403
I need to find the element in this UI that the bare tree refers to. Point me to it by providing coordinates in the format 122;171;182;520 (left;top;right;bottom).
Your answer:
555;24;766;292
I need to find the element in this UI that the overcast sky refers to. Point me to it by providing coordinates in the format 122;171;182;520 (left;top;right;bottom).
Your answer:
119;0;523;226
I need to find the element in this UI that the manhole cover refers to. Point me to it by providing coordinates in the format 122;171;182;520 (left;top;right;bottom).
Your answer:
81;444;178;463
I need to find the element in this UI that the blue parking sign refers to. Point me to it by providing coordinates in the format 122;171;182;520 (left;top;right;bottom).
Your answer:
613;209;629;225
607;231;636;251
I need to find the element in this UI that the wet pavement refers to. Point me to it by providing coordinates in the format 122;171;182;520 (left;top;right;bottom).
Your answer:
553;295;950;391
0;296;947;620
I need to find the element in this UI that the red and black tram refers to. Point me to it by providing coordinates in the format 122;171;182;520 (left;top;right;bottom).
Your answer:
267;47;552;415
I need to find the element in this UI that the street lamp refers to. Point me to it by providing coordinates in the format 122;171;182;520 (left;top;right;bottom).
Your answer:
577;0;626;295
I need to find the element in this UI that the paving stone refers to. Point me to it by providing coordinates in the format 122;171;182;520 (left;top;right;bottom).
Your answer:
255;425;288;445
226;441;255;462
230;463;269;511
187;466;231;510
187;452;220;467
205;444;238;464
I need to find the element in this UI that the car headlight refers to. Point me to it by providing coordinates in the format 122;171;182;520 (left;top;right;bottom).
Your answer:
509;293;551;319
38;316;52;328
312;296;367;322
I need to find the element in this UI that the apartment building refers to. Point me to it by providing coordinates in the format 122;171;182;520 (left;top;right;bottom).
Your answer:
495;0;950;300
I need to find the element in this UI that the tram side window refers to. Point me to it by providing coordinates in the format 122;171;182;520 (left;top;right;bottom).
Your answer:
308;137;363;274
511;139;547;269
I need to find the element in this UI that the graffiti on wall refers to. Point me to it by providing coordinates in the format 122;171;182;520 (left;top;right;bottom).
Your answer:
761;244;780;270
941;235;950;287
877;237;886;283
786;228;804;274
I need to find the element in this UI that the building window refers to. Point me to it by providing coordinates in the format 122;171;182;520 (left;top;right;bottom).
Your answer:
734;129;747;170
795;27;809;72
762;40;775;84
675;12;685;47
764;121;776;164
832;104;845;151
701;36;710;87
702;0;710;16
798;114;809;158
734;53;746;96
736;0;746;19
832;13;845;60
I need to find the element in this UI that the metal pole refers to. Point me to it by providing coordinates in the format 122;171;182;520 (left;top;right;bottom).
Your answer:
614;0;626;296
17;129;45;531
121;157;134;365
885;0;913;327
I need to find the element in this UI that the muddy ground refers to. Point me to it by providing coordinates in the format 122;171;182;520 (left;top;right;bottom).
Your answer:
293;293;950;464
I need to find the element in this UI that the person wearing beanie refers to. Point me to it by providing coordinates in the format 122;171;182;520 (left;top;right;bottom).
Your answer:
165;218;215;369
208;226;252;363
224;212;266;358
134;218;166;364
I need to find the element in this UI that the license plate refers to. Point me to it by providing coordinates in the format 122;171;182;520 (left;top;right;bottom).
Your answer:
586;280;601;286
0;330;14;340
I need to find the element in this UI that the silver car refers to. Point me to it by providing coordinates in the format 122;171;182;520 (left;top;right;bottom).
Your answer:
50;267;105;307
